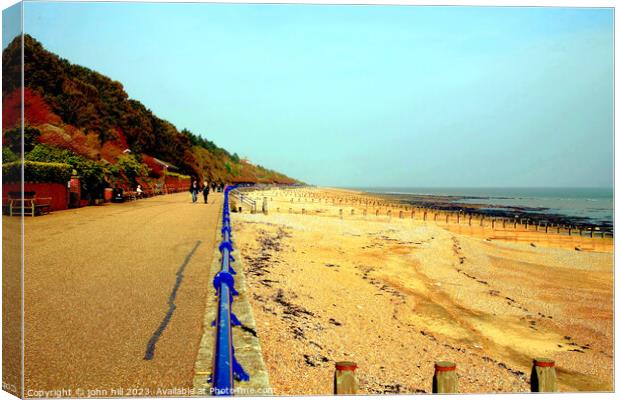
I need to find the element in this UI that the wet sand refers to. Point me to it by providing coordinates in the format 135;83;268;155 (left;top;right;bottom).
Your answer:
231;187;613;394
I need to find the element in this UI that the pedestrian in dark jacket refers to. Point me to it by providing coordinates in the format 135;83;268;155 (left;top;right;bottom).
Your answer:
189;180;200;203
202;181;210;204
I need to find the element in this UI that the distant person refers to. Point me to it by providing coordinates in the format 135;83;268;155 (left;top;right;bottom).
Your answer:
136;184;143;198
202;181;210;204
211;181;217;192
189;180;200;203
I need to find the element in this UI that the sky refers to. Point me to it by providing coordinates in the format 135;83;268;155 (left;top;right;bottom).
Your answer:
3;2;614;187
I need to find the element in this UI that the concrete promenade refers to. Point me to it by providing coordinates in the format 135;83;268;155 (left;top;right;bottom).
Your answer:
22;192;222;395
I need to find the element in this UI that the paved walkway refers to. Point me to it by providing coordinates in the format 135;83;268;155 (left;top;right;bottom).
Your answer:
23;192;222;396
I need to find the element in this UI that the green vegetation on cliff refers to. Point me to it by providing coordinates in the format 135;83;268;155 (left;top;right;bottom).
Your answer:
2;34;297;194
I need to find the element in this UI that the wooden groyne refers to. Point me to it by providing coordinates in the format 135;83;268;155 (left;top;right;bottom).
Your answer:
233;187;613;240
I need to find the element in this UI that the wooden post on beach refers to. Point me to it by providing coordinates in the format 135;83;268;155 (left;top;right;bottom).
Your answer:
492;219;495;229
433;213;437;221
480;216;485;227
557;225;560;234
388;210;392;219
590;229;594;238
530;358;558;392
399;210;404;219
363;209;367;217
276;207;280;213
457;213;460;224
568;226;572;236
302;208;305;215
351;209;355;216
411;210;415;219
468;215;472;226
545;223;548;233
262;197;268;215
445;214;449;223
334;361;358;395
502;219;506;229
289;207;292;214
514;219;517;229
339;209;343;219
433;361;457;393
376;209;379;217
424;212;427;221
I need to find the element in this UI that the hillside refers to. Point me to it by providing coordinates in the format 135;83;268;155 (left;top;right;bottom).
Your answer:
2;35;297;199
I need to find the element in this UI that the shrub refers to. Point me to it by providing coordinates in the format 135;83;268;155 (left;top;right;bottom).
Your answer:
26;144;106;196
109;154;148;183
26;143;73;163
3;125;41;153
3;160;72;184
166;171;191;180
2;148;18;163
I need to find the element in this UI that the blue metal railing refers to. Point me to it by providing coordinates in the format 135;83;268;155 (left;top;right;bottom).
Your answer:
212;185;249;395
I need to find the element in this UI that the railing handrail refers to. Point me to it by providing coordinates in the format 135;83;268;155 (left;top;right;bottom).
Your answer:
212;185;250;396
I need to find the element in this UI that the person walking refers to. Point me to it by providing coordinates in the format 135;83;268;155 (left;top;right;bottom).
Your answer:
202;181;210;204
189;180;200;203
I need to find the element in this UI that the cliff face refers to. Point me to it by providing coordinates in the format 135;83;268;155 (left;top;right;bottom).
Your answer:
2;35;297;185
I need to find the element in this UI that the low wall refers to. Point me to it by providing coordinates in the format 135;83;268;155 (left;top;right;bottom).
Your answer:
164;176;190;192
3;182;69;211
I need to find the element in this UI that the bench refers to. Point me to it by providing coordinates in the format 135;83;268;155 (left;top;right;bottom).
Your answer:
123;190;137;201
9;197;52;216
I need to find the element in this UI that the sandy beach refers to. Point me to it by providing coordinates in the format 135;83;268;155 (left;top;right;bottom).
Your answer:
230;187;613;394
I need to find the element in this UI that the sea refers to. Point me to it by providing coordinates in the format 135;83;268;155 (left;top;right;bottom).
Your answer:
349;187;613;226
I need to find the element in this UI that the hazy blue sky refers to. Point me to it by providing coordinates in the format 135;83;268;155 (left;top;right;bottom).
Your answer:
9;3;615;187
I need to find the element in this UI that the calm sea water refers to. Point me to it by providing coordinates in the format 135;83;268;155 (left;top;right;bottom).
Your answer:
350;187;613;224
